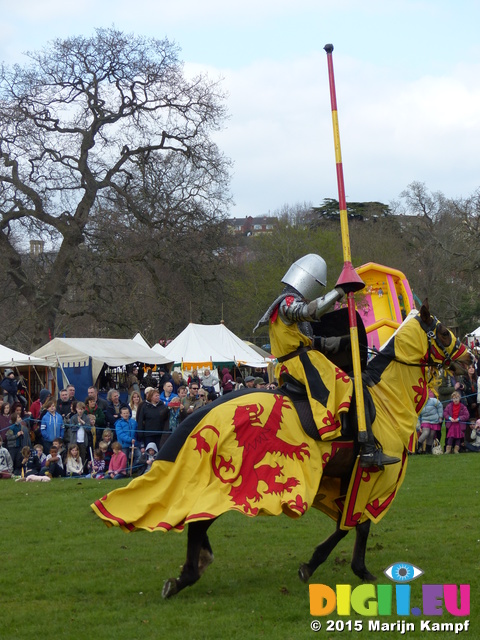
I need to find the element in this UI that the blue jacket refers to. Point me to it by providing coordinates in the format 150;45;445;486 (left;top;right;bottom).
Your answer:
114;417;138;448
418;397;443;425
40;411;64;442
159;391;179;407
0;377;18;395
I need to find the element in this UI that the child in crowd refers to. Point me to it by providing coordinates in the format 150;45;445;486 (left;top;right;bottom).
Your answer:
40;399;64;453
87;448;106;479
41;445;64;478
100;429;114;467
87;413;97;449
34;444;47;469
444;391;470;453
139;442;158;474
466;419;480;452
53;437;67;467
417;389;443;454
66;444;84;477
67;401;90;464
114;406;140;470
107;441;127;479
0;435;13;478
20;446;41;478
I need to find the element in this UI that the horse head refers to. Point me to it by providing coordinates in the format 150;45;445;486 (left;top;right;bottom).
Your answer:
418;300;473;374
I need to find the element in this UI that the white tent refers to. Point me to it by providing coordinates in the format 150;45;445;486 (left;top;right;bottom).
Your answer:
160;323;270;368
151;342;168;356
132;332;151;349
32;337;173;385
0;344;52;368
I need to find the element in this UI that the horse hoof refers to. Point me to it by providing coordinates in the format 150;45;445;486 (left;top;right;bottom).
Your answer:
298;563;312;583
351;564;377;582
362;571;377;582
162;578;178;599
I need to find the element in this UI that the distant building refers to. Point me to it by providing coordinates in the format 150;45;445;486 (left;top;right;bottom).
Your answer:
229;215;277;236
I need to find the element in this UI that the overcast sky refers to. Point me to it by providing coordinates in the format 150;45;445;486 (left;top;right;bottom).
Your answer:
2;0;480;217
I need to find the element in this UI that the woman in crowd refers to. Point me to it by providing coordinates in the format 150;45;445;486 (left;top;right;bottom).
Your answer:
129;391;143;421
201;369;219;394
105;389;127;432
6;403;32;473
170;371;185;394
0;402;11;445
135;388;169;451
462;364;478;421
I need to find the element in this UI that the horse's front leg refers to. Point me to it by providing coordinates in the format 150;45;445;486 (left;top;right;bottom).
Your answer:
351;519;376;581
298;515;349;583
162;519;215;599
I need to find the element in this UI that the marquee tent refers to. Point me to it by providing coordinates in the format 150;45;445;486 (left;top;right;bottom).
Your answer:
155;323;270;369
132;332;151;349
32;337;173;400
0;344;53;368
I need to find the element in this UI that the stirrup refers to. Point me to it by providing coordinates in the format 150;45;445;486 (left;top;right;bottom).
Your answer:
359;445;400;470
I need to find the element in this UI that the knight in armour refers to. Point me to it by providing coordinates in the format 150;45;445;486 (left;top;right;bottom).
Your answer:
254;254;399;468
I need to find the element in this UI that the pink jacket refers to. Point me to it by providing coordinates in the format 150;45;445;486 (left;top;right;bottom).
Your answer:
108;451;127;475
444;401;470;440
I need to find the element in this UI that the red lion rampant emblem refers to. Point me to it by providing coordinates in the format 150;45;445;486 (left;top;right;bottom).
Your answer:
191;394;310;515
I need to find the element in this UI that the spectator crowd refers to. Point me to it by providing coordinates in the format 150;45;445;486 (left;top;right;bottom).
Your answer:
0;365;274;480
1;354;479;482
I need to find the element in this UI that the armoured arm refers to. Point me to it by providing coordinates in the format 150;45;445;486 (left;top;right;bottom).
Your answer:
280;287;344;323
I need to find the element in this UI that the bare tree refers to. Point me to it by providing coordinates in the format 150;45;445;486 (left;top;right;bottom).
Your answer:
0;27;231;347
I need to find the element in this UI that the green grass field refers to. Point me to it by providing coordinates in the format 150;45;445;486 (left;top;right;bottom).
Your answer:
1;453;478;640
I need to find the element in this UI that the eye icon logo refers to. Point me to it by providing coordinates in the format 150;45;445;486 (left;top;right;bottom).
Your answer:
384;562;424;583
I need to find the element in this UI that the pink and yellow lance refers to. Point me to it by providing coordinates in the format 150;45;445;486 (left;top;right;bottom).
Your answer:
323;44;368;440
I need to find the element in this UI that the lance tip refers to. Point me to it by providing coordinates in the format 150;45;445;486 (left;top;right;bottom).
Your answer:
324;43;334;54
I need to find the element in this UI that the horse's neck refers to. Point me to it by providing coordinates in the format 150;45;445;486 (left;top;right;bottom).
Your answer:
369;324;429;421
378;359;427;414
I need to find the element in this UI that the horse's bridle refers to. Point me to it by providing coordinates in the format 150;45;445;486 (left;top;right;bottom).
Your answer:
414;314;462;370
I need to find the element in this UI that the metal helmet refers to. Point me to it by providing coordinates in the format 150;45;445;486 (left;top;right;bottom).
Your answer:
281;254;327;301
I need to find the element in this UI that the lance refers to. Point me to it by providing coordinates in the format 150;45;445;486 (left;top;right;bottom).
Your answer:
324;44;368;442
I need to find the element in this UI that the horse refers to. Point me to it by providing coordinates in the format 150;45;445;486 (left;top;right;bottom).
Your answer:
91;302;472;598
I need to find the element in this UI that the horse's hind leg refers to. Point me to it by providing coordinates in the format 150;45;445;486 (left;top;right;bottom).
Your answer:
298;516;349;583
351;519;376;582
198;527;215;576
162;519;215;599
